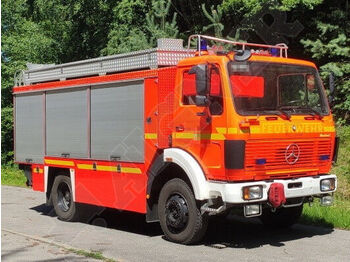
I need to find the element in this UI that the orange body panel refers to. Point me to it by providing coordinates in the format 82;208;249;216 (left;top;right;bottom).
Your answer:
171;54;335;182
32;165;44;192
15;52;336;212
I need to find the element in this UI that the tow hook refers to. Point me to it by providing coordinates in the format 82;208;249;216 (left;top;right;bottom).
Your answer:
200;198;226;215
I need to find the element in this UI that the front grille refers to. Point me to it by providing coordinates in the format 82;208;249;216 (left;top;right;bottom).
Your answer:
245;138;332;179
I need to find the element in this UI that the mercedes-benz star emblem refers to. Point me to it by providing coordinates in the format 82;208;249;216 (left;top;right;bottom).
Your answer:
285;143;300;165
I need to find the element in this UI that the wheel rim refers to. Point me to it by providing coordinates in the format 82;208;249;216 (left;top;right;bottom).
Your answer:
165;194;189;234
57;181;71;212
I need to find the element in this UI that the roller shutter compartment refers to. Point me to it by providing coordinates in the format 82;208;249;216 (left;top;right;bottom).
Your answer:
91;80;144;162
15;93;44;163
46;88;88;158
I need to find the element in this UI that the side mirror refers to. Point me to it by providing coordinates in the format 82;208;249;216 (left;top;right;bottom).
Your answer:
195;95;208;106
328;72;335;105
188;64;208;96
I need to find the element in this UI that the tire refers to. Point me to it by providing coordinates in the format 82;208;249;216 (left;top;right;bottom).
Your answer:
52;174;80;222
259;205;303;228
158;178;208;244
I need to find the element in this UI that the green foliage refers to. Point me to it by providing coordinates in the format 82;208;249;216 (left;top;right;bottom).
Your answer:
103;0;179;55
101;0;150;55
146;0;179;46
1;165;26;187
332;125;350;199
202;4;224;37
1;0;350;165
300;1;350;124
301;198;350;230
1;107;14;164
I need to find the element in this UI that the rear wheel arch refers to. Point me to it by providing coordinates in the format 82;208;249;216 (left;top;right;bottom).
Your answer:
45;167;71;205
51;174;80;222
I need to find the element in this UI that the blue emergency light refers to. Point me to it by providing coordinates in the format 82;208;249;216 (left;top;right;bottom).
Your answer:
270;48;279;57
199;39;208;51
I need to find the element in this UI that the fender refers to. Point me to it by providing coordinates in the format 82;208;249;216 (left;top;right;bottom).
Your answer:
44;166;76;201
146;152;168;196
164;148;209;200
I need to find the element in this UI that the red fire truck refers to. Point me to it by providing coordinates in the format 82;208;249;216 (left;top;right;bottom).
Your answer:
14;35;338;244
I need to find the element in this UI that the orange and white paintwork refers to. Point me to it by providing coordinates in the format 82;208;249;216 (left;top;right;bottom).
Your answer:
13;52;336;214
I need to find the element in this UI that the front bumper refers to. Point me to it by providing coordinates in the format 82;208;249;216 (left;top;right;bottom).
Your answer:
205;174;337;204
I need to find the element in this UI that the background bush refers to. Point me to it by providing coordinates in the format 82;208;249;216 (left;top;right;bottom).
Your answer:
2;0;349;164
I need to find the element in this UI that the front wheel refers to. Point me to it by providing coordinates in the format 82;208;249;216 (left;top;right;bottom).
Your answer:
158;178;208;244
259;205;303;228
52;174;80;222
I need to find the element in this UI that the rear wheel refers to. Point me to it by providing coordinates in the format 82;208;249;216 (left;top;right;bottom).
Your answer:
158;178;208;244
259;205;303;228
52;175;80;222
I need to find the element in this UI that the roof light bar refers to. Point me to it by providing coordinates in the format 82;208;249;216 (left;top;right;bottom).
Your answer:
187;35;288;58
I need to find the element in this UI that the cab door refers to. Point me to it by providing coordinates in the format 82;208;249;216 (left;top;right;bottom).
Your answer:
172;64;226;180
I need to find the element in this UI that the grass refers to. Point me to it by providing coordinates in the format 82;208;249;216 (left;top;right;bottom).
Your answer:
69;249;116;262
301;125;350;229
2;126;350;230
301;199;350;229
1;164;27;187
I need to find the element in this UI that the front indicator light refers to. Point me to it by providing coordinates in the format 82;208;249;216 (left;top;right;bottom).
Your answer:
243;185;263;200
320;178;335;192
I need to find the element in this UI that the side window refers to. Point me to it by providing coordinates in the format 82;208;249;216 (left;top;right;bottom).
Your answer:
209;65;223;115
182;70;196;105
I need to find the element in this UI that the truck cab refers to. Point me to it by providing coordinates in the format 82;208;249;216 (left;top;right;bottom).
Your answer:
164;35;336;227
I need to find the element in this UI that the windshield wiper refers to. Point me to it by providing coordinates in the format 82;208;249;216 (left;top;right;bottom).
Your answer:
254;108;291;120
276;109;291;120
300;106;323;119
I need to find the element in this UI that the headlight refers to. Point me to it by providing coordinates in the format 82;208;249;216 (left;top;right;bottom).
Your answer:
243;185;263;200
320;178;335;192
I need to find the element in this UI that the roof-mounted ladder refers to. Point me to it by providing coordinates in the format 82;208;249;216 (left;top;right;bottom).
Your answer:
14;38;195;86
14;35;289;86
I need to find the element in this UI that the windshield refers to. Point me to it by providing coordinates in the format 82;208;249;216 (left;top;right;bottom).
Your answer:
227;61;329;116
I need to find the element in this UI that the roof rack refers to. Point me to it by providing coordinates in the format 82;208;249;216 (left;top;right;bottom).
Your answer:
187;34;288;58
14;38;195;86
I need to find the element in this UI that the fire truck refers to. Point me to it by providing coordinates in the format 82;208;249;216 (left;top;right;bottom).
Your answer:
13;35;338;244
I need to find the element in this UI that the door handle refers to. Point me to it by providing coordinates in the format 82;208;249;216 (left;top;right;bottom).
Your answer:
175;125;185;132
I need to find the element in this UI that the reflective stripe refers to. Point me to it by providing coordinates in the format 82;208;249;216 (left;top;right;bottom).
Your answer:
227;127;238;134
172;132;225;140
216;128;227;134
121;167;142;174
45;159;74;166
324;126;335;132
77;164;141;174
250;125;335;134
266;168;318;175
171;125;335;140
33;168;43;174
173;132;195;139
145;133;157;139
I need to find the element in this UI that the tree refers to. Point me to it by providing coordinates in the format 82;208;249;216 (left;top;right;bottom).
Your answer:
146;0;179;46
101;0;151;55
300;0;350;124
201;4;224;37
103;0;179;55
